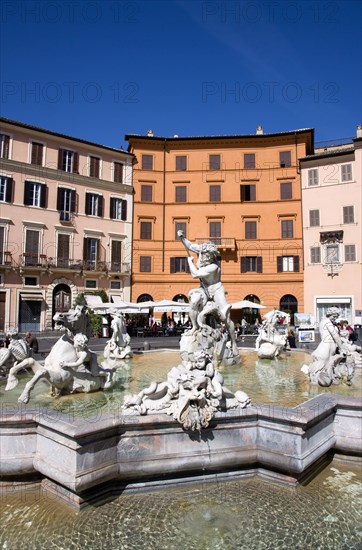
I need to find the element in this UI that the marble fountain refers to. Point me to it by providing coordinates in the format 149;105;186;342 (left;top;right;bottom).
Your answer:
0;237;361;548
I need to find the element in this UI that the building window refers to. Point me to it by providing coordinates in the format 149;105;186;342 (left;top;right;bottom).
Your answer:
58;149;79;173
280;182;292;200
31;142;44;166
111;240;122;271
85;280;97;289
310;246;321;264
110;280;121;290
279;151;291;167
175;221;186;240
175;186;186;202
176;156;187;171
244;153;255;169
325;244;339;264
209;154;220;170
110;198;127;220
140;256;152;272
240;256;262;273
83;238;99;268
209;221;221;243
24;229;40;266
344;244;356;262
277;256;300;272
309;210;320;227
240;184;256;201
57;187;76;221
57;233;70;267
141;185;153;201
0;134;10;159
170;257;189;273
140;221;152;240
245;221;257;239
142;154;153;170
281;219;293;238
209;185;221;202
24;276;38;286
89;156;100;178
308;169;319;186
24;181;46;208
85;192;103;217
0;176;13;203
343;205;354;224
113;162;123;183
341;163;352;182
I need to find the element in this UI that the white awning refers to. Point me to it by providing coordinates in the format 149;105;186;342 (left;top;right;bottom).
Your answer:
316;298;351;304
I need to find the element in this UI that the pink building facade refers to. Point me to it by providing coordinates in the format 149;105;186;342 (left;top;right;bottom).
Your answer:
0;118;134;332
300;126;362;325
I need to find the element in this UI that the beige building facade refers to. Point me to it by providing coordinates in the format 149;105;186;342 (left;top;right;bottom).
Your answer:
300;126;362;325
0;118;134;332
126;127;314;323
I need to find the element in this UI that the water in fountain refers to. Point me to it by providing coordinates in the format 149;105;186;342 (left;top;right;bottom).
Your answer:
1;350;361;418
1;460;361;549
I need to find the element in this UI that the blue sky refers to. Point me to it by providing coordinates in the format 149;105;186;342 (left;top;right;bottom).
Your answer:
1;0;361;149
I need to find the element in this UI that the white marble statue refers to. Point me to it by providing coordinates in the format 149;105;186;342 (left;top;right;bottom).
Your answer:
255;309;289;359
123;234;252;430
0;329;32;378
5;305;113;403
123;350;250;431
301;307;360;386
177;231;240;366
102;308;132;369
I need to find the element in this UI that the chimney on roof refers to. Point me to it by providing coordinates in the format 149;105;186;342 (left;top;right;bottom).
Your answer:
256;125;263;135
147;130;154;137
357;125;362;138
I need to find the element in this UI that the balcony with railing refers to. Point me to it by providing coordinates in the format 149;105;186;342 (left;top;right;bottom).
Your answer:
195;237;236;250
46;258;131;275
0;251;15;269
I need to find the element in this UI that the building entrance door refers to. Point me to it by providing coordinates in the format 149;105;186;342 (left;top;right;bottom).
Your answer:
53;284;71;327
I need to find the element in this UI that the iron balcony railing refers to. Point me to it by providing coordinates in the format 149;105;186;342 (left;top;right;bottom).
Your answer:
0;251;14;267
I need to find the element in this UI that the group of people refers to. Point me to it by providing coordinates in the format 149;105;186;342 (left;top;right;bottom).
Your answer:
337;320;358;342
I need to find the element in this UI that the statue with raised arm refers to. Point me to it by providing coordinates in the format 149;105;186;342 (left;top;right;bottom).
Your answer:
301;307;360;386
177;230;240;366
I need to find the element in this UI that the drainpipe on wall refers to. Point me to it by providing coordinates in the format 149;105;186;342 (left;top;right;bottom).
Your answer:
130;152;136;302
162;139;167;272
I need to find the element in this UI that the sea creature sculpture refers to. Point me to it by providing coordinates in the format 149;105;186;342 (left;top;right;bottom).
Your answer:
255;310;289;359
5;305;113;403
123;350;250;431
301;307;360;387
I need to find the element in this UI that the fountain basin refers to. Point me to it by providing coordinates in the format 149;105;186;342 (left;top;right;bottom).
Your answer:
1;390;361;509
1;349;361;509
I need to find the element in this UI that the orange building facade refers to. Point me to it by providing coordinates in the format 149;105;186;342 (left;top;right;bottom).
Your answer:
126;128;314;322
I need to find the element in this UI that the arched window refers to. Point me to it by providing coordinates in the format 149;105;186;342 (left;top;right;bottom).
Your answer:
137;293;153;303
243;294;261;305
172;294;188;303
242;294;262;324
279;294;298;324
